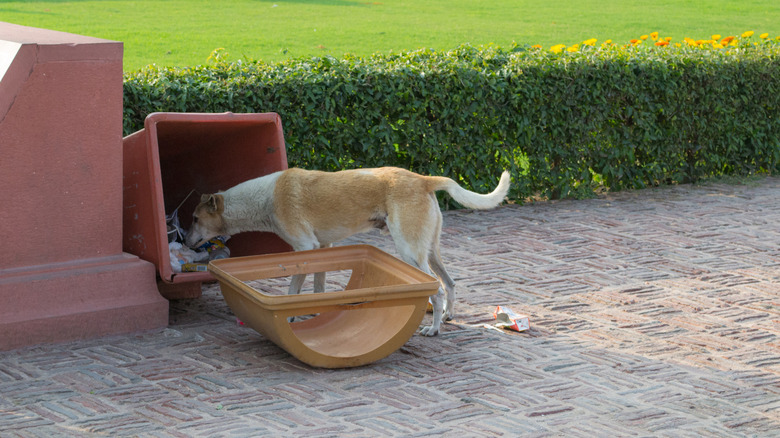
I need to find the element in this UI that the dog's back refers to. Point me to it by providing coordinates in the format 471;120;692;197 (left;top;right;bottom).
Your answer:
272;167;425;242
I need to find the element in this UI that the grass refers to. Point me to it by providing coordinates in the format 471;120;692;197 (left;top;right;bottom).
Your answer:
2;0;779;71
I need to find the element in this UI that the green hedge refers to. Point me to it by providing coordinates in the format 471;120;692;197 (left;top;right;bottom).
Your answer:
123;39;780;203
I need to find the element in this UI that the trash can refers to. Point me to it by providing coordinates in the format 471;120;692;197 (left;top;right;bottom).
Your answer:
122;112;292;299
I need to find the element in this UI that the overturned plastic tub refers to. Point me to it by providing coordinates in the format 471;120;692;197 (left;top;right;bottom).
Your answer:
208;245;439;368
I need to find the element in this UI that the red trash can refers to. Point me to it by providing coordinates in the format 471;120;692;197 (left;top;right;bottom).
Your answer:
122;112;292;298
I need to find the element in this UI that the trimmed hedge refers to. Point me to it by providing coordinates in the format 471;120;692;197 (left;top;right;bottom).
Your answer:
123;39;780;204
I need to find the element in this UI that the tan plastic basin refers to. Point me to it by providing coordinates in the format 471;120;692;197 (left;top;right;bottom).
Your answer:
208;245;439;368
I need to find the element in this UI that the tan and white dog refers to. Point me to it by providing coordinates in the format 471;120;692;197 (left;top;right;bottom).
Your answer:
185;167;510;336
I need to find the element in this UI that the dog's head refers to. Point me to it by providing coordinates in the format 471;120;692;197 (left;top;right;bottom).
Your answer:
184;194;227;248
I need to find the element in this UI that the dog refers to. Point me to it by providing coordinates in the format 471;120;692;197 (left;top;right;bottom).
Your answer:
185;167;510;336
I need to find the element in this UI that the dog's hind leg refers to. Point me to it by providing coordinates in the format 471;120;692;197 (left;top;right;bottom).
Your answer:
388;196;444;336
428;208;456;321
409;256;444;337
429;251;455;322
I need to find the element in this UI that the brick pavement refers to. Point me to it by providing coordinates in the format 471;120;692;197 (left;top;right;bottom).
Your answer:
1;177;778;437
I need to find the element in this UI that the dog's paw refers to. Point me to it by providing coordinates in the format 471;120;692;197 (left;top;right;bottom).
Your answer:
444;301;455;321
419;325;440;336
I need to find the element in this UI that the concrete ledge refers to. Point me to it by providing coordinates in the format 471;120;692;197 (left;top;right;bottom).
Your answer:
0;22;168;349
0;255;168;350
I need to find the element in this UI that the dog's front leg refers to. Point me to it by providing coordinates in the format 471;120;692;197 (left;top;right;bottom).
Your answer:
313;272;326;293
288;274;306;295
312;243;331;294
284;237;322;297
286;274;307;323
420;288;444;336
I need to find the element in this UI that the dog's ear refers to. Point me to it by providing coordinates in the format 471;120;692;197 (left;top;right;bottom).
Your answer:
200;194;225;214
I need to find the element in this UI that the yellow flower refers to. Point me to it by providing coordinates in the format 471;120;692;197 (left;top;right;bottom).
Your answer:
742;30;754;38
567;44;579;52
583;38;597;46
640;35;649;40
760;33;769;39
550;44;566;54
604;39;613;45
674;43;682;47
713;43;724;49
712;34;721;41
665;37;672;42
650;32;659;40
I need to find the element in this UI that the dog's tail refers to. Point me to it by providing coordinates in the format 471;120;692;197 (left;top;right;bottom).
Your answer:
428;171;511;209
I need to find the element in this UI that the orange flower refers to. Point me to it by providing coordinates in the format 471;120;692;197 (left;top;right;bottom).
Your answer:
650;32;659;40
721;36;735;44
655;41;669;47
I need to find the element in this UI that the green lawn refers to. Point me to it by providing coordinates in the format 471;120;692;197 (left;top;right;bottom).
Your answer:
3;0;779;71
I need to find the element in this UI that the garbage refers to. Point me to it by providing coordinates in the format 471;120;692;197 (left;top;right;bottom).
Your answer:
168;242;209;273
168;236;232;273
166;210;185;243
493;306;530;332
182;263;209;272
166;190;231;273
197;236;230;260
165;190;195;244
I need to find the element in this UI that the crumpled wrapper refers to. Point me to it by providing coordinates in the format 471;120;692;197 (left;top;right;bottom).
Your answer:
493;306;530;332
